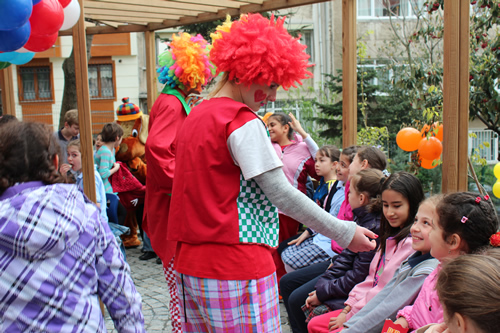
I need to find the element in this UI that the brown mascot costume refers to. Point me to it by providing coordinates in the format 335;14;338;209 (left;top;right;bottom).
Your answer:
115;97;149;248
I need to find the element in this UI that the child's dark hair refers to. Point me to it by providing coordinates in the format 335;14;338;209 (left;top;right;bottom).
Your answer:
0;115;18;126
437;249;500;333
340;145;361;164
357;146;387;171
0;121;64;195
268;112;293;140
317;145;340;162
436;192;499;254
101;122;124;143
350;169;385;214
379;171;424;254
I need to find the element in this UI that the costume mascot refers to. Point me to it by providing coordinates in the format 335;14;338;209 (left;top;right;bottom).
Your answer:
115;98;149;248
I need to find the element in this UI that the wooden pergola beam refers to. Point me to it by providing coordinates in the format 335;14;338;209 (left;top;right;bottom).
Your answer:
145;31;158;112
84;1;201;16
85;15;164;24
87;0;224;12
0;66;16;116
60;0;331;35
85;8;179;20
167;0;255;8
342;0;357;147
73;0;96;203
442;0;470;192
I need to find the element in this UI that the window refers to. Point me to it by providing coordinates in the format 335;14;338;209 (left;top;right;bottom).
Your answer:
358;0;425;18
469;129;499;164
18;66;52;102
358;60;392;93
300;31;314;61
89;63;115;99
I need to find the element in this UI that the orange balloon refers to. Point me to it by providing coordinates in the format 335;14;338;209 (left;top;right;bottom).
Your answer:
434;123;443;141
420;124;431;137
396;127;421;152
420;157;439;170
418;137;443;160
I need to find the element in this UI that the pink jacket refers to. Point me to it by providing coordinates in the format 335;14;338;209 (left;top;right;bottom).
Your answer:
271;134;318;195
344;236;414;321
397;267;443;330
337;180;353;221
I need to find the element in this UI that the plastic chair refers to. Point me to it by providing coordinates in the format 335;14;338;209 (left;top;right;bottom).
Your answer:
106;193;119;224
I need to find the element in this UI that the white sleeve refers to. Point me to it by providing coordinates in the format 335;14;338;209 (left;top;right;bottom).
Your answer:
254;168;357;249
304;135;319;158
227;118;283;180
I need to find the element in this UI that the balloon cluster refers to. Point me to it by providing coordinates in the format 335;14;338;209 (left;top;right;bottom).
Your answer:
396;122;443;169
493;163;500;198
0;0;81;68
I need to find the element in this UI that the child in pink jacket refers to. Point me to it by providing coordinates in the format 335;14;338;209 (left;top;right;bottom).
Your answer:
308;172;425;333
394;192;499;331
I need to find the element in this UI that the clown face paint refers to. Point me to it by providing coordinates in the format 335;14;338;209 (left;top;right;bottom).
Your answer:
239;82;279;111
254;90;268;103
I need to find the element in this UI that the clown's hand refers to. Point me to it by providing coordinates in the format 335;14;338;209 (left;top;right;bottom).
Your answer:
347;226;377;253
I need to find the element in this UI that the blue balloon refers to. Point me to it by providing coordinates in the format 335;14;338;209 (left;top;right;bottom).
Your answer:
32;0;42;4
0;52;18;62
9;51;35;65
0;0;33;31
0;21;31;52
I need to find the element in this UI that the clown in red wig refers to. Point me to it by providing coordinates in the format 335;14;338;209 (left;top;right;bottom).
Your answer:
167;13;378;332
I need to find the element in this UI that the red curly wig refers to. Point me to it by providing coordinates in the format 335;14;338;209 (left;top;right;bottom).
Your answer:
210;13;313;90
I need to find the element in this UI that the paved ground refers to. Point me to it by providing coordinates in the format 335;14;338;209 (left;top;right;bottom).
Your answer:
104;246;292;332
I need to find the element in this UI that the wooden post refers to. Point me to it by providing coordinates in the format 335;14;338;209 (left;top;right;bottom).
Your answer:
72;1;96;203
73;10;106;318
0;67;17;116
342;0;357;148
442;0;469;192
145;31;157;112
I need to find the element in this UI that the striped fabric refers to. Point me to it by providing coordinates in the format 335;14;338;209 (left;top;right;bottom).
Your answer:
94;145;116;194
0;182;145;332
281;237;331;270
175;272;281;332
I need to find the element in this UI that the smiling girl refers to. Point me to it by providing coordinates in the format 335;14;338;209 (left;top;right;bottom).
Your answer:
338;196;441;333
308;172;424;333
394;192;500;332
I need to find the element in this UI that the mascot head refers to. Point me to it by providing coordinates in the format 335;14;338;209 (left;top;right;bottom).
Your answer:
115;97;149;163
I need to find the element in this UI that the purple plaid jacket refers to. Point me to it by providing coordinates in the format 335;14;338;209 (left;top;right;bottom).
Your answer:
0;182;145;332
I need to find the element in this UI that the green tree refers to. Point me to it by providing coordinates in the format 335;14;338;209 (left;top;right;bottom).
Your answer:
314;68;381;142
381;0;500;136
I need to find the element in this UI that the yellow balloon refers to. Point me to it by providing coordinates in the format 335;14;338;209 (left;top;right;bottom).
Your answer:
494;182;500;199
494;163;500;179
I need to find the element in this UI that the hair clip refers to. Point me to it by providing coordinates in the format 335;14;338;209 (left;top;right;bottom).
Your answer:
490;231;500;247
475;197;481;204
461;216;468;223
484;195;490;201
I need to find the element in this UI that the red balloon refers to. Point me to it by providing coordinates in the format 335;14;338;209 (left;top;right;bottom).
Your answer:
24;32;58;52
58;0;71;8
30;0;64;36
